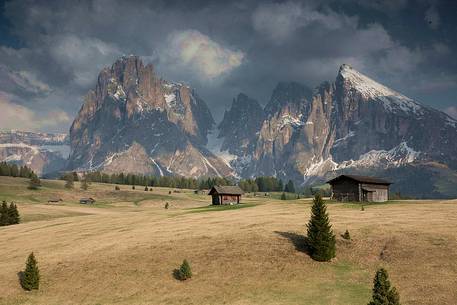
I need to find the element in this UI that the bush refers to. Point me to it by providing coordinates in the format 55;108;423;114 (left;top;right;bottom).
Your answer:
21;252;40;291
144;186;149;191
367;268;400;305
132;185;135;190
342;229;351;240
175;259;192;281
280;192;286;200
306;194;336;261
28;175;41;190
115;185;120;191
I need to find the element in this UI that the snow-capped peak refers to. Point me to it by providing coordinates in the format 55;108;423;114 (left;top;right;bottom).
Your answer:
338;64;423;114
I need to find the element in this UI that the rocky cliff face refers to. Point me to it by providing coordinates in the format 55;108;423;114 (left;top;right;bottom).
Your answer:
215;65;457;197
0;130;69;175
218;93;264;156
68;55;232;177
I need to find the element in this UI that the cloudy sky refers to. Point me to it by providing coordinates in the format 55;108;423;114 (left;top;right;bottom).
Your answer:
0;0;456;133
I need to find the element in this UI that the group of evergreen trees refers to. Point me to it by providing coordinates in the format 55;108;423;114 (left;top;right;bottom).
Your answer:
0;201;20;226
61;171;234;190
239;177;296;193
0;162;35;178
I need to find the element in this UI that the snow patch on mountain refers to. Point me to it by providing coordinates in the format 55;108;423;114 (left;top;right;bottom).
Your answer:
279;114;304;129
337;141;420;169
333;130;355;147
206;129;237;168
339;64;423;115
303;157;338;184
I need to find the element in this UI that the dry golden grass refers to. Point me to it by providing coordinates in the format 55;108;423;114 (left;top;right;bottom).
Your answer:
0;176;456;305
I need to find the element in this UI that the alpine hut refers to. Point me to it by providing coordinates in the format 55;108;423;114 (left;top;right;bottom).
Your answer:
208;185;244;205
326;175;391;202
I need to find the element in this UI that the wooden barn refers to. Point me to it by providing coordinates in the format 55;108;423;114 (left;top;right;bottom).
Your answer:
208;186;244;205
326;175;391;202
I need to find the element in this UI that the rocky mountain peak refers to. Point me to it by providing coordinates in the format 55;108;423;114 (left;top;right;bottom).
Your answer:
336;64;424;115
217;93;264;156
264;82;313;115
68;55;230;177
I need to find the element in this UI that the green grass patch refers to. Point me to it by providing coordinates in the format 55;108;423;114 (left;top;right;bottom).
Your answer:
187;203;257;213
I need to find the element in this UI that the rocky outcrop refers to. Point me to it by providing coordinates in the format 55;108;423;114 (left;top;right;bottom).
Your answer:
68;55;232;178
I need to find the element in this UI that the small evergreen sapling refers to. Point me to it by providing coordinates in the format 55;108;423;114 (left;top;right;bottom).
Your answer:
21;252;40;291
342;229;351;240
368;268;400;305
8;203;20;224
175;259;192;280
280;192;287;200
28;174;41;190
80;177;89;190
306;194;336;261
64;174;74;189
0;201;9;226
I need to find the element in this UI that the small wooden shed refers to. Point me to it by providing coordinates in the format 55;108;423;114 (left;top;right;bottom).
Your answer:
79;197;96;204
208;186;244;205
326;175;391;202
47;198;62;204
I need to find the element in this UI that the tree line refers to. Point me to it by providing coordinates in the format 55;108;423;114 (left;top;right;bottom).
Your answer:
0;162;35;178
61;171;234;190
238;177;296;193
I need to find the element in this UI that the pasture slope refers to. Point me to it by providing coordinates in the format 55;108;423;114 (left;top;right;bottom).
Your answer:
0;176;456;305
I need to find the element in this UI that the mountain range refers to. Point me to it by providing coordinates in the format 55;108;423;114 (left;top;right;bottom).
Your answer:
1;56;456;198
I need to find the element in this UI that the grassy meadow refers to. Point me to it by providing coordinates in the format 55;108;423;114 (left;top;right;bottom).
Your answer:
0;176;456;305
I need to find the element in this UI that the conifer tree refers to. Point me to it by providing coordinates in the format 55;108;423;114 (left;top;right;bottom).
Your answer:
284;180;296;193
28;174;41;190
368;268;401;305
0;201;9;226
176;259;192;280
342;229;351;240
8;203;20;224
80;175;90;190
306;194;336;261
21;252;40;291
64;174;74;189
281;192;287;200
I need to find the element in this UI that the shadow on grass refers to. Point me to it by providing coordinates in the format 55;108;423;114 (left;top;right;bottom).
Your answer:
17;271;24;289
275;231;311;255
172;269;189;281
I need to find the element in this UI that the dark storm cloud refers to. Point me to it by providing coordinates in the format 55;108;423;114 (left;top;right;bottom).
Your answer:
0;0;455;132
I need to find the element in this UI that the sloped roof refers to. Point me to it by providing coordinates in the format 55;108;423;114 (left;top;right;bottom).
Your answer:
208;185;245;195
326;174;391;185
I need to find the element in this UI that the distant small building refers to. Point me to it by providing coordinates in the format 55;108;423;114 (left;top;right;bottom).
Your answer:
79;197;95;204
326;175;391;202
208;186;244;205
48;198;62;203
